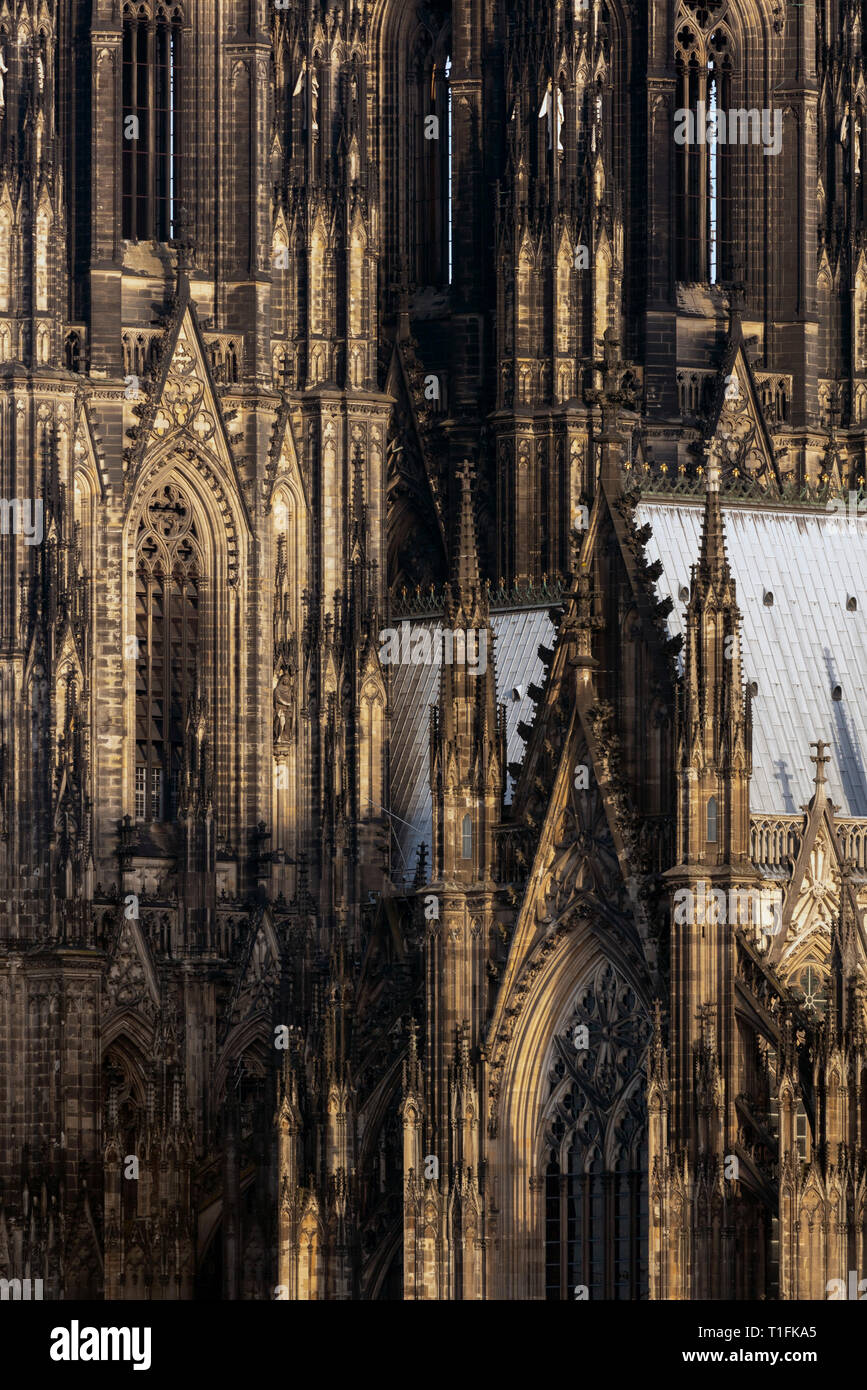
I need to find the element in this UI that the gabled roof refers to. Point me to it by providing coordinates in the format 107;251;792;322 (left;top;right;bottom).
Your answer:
123;276;253;535
638;497;867;816
705;326;781;489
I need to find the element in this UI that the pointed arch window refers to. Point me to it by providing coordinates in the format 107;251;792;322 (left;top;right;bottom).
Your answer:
594;246;611;355
445;54;453;286
103;1054;146;1225
799;963;826;1020
675;23;734;283
384;12;451;293
35;203;50;310
73;470;95;578
412;40;452;289
706;795;718;843
64;332;82;372
0;202;12;314
856;271;867;373
543;964;650;1300
135;483;201;822
461;813;473;860
122;4;183;241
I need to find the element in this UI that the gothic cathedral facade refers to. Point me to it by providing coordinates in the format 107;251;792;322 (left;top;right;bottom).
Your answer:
1;0;867;1301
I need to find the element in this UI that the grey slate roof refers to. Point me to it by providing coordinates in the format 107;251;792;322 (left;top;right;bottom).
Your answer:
637;498;867;818
388;500;867;890
388;610;556;886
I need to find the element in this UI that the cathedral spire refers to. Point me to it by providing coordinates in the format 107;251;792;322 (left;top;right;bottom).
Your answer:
451;460;481;603
696;448;731;589
674;437;751;870
809;738;830;805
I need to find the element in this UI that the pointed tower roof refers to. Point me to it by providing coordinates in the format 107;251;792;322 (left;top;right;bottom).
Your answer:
696;447;732;590
704;318;781;491
453;459;481;598
808;738;830;808
444;460;487;630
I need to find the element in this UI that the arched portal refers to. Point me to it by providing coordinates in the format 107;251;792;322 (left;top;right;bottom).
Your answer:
494;930;651;1300
124;443;246;841
134;481;202;823
541;961;650;1299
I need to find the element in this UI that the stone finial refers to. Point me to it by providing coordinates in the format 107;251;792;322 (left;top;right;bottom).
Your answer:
809;739;830;790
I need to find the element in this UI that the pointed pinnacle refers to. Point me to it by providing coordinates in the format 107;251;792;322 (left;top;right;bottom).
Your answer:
452;460;481;599
810;739;830;792
698;443;730;585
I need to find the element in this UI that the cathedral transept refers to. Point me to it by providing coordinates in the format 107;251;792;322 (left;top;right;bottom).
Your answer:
1;0;866;1314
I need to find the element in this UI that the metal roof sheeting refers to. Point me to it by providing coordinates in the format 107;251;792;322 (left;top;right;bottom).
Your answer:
637;499;867;817
389;499;867;886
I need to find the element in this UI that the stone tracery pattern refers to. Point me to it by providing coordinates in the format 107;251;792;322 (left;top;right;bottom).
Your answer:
1;0;866;1310
542;960;650;1300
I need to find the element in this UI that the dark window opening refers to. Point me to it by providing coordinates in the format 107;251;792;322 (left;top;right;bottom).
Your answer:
675;28;734;283
799;964;827;1019
64;333;81;372
122;6;182;241
545;1143;648;1300
135;484;201;823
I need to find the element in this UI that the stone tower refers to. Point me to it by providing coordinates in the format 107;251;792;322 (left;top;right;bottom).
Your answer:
2;0;867;1302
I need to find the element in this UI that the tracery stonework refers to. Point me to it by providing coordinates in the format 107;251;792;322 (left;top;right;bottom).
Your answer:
543;962;650;1300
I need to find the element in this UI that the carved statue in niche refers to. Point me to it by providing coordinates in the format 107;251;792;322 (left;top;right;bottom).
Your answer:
0;48;7;111
273;665;296;745
179;690;211;816
310;68;319;132
272;526;297;747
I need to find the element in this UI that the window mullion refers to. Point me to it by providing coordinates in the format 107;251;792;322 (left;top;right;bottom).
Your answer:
147;17;156;239
171;22;181;236
679;65;689;279
131;19;138;233
698;68;708;281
